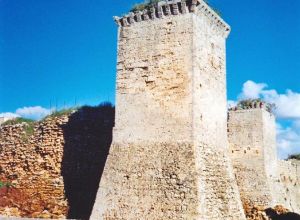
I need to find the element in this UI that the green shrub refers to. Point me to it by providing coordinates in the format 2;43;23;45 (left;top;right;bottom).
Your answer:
2;118;35;141
44;108;78;119
238;99;261;108
130;0;221;16
2;118;35;126
130;0;160;12
43;103;114;120
288;154;300;160
130;2;148;12
0;181;14;189
237;99;276;114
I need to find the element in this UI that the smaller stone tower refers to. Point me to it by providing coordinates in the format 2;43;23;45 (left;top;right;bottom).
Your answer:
228;101;277;207
228;101;300;212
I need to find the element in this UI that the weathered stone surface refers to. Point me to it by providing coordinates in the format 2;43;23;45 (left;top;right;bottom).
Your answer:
0;118;69;219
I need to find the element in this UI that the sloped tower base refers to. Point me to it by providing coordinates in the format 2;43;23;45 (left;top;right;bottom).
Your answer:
91;142;245;219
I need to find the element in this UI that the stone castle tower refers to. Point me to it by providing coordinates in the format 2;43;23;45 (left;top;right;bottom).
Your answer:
91;0;246;219
228;103;277;207
228;103;300;212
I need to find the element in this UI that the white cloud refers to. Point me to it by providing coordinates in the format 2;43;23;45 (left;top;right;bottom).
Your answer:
276;122;300;159
238;80;267;100
293;120;300;129
0;106;52;121
0;112;20;119
264;90;300;119
235;80;300;159
16;106;51;120
227;100;237;108
238;80;300;120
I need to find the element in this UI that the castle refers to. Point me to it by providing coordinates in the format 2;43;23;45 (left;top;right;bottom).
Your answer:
0;0;299;219
90;0;300;219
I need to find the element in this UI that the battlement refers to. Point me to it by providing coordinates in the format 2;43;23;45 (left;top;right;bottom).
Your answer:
229;100;275;114
114;0;230;35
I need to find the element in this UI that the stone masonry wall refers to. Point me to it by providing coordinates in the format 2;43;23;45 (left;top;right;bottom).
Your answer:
274;160;300;213
0;119;68;219
0;105;114;219
113;13;194;143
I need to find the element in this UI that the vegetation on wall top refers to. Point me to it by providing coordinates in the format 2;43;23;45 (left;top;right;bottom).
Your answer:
1;103;114;126
44;108;78;119
130;0;160;12
288;154;300;160
237;99;276;114
0;103;113;143
130;0;221;16
2;117;35;126
2;118;36;141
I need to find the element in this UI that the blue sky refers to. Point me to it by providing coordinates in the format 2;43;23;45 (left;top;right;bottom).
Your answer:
0;0;300;158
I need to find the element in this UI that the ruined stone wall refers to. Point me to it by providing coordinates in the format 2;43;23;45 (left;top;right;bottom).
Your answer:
0;105;114;219
91;0;245;219
0;119;68;219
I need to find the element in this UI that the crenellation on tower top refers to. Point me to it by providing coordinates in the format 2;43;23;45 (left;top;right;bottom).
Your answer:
228;99;275;115
190;0;197;12
113;0;230;36
181;0;188;14
150;7;156;18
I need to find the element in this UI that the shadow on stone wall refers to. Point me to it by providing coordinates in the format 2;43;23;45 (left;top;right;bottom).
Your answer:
61;103;115;220
265;208;300;220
